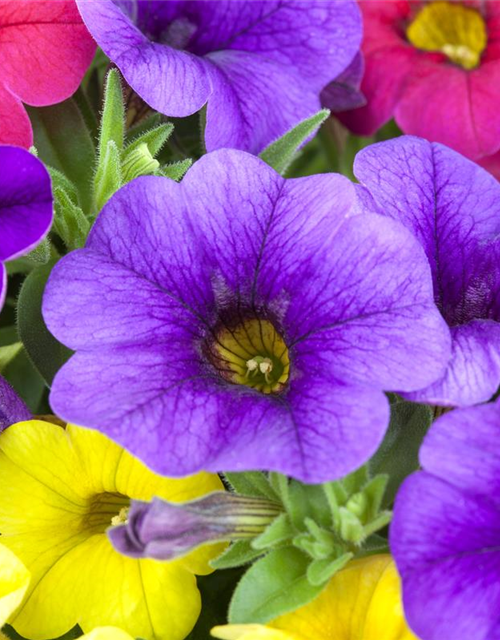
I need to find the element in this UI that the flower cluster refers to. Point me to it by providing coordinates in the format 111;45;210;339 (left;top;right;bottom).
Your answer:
0;2;499;640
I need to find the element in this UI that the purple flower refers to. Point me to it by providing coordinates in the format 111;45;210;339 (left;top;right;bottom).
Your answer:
390;400;500;640
42;150;449;483
0;375;30;432
0;145;53;309
75;0;362;153
354;136;500;407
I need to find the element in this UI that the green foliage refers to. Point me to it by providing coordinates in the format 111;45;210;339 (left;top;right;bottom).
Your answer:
260;109;331;175
17;262;73;386
27;99;96;214
228;547;323;624
218;463;393;622
369;398;433;506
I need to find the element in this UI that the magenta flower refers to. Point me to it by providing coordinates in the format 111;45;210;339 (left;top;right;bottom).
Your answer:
0;0;95;147
391;399;500;640
355;136;500;407
0;146;53;309
339;1;500;165
76;0;362;153
42;150;449;483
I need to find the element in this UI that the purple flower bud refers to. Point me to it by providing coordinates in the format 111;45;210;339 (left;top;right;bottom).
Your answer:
0;375;31;432
108;492;282;561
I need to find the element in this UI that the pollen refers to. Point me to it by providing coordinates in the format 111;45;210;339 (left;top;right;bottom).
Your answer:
209;319;290;394
407;2;487;70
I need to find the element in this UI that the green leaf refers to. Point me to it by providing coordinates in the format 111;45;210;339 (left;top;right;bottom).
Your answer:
94;140;123;211
98;69;125;157
2;349;46;413
27;100;96;214
160;158;193;181
228;547;323;623
306;552;354;587
259;109;330;175
125;122;173;157
368;399;433;506
210;540;263;570
0;342;23;371
252;513;294;550
53;188;91;250
224;472;279;501
17;261;73;386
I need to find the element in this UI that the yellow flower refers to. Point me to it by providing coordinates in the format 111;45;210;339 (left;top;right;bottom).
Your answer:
0;420;224;640
212;555;417;640
0;543;30;627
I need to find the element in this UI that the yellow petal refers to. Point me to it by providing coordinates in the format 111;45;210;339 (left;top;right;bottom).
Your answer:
81;628;135;640
271;555;417;640
0;543;30;626
0;421;224;640
212;625;301;640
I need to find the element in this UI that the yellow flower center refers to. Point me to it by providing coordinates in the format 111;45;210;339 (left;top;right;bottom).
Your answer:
407;1;487;70
209;319;289;394
83;492;130;534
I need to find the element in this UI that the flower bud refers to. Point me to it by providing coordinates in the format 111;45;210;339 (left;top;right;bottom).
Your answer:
108;492;282;561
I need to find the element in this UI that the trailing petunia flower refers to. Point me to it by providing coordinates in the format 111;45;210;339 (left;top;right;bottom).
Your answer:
0;375;30;432
391;399;500;640
75;0;362;153
0;419;224;640
212;555;417;640
339;0;500;167
355;135;500;406
0;146;53;310
0;0;95;147
43;149;450;483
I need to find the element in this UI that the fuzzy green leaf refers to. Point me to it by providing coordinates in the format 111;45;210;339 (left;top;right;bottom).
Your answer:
252;513;294;550
160;158;193;181
125;122;173;157
225;472;279;501
98;69;125;156
306;552;354;587
210;540;263;570
228;547;323;624
94;140;123;211
259;109;330;175
27;100;95;214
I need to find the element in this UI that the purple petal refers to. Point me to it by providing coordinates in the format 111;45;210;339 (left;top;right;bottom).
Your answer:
354;136;500;405
50;341;389;483
392;475;500;640
76;0;211;117
0;146;53;262
0;375;31;431
391;400;500;640
406;321;500;406
76;0;362;152
283;214;451;392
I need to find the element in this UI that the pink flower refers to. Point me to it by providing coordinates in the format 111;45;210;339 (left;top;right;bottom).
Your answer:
339;1;500;164
0;0;96;147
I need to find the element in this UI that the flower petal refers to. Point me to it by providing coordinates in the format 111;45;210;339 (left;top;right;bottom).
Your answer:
81;629;134;640
395;61;500;160
0;375;31;432
0;83;32;147
0;0;95;106
0;544;30;627
391;474;500;640
0;146;53;262
50;344;390;483
76;0;211;117
405;321;500;406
